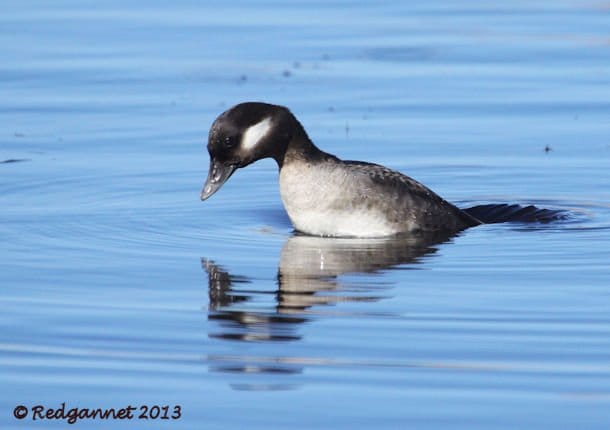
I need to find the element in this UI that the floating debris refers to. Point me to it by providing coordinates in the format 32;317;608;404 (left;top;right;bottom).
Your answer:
1;158;31;164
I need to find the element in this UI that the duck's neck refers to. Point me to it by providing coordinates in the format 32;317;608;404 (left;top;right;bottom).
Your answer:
274;120;335;168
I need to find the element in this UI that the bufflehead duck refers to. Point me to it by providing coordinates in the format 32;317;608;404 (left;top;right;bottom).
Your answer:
201;102;481;237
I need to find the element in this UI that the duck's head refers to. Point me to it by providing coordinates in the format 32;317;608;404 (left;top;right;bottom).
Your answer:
200;102;301;201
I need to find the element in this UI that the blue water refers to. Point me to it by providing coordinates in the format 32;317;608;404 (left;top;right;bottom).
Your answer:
2;1;610;429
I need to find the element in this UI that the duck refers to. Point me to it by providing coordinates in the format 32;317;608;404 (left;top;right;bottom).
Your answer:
201;102;482;237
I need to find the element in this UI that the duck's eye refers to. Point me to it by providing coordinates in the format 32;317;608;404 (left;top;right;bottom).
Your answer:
224;136;238;148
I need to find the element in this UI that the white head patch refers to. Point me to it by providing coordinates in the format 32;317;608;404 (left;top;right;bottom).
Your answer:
241;117;273;150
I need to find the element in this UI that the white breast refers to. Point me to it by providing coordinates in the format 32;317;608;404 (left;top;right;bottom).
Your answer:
279;161;399;237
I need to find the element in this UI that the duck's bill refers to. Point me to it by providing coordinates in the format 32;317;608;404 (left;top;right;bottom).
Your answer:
200;159;237;201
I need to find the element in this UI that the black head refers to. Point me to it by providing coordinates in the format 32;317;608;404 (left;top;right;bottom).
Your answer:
201;102;300;200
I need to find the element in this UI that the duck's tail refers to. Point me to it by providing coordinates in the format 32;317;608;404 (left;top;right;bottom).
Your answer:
463;203;567;224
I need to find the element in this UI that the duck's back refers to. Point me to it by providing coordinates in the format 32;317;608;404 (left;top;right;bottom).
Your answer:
279;156;480;237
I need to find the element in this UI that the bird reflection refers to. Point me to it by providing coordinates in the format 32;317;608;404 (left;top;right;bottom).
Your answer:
276;232;451;312
202;230;454;386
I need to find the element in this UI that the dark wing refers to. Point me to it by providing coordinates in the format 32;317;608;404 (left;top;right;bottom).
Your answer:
343;160;444;202
343;160;481;230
